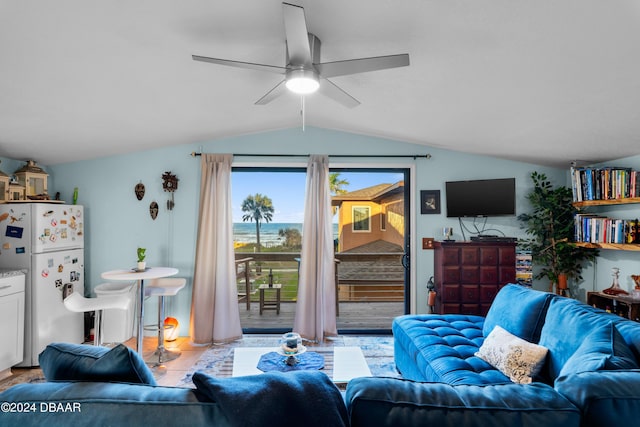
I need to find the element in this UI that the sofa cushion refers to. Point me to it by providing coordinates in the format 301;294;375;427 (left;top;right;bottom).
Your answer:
475;325;548;384
558;321;639;378
393;314;511;385
539;297;640;381
192;370;348;427
39;342;156;385
346;377;581;427
483;284;555;342
0;380;223;426
554;369;640;427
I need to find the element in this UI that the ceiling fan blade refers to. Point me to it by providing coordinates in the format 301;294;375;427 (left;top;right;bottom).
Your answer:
255;80;288;105
192;55;286;74
282;2;312;66
319;78;360;108
316;54;410;78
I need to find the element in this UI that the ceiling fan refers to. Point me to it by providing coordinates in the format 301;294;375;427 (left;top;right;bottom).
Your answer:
192;2;410;108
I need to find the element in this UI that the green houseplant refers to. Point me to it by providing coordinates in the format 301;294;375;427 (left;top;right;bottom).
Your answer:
518;172;596;294
137;247;146;271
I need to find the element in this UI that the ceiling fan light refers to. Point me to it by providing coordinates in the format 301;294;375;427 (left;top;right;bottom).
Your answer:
285;69;319;94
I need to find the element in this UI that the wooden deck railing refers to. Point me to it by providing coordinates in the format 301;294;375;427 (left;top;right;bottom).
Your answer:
234;252;405;314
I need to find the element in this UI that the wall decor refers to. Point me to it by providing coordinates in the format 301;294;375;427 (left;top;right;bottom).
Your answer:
162;171;179;210
149;201;159;220
134;182;145;200
420;190;441;214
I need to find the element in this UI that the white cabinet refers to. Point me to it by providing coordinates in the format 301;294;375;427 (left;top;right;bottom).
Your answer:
0;271;25;372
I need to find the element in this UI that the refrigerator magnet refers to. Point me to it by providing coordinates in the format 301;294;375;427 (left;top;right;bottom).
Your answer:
42;269;49;278
15;247;25;254
5;225;23;238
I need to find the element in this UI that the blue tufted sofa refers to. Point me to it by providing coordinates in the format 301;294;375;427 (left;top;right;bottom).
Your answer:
345;284;640;427
0;343;349;427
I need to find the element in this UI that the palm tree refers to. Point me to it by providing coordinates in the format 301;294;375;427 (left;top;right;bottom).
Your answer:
329;172;349;216
241;193;274;251
329;172;349;195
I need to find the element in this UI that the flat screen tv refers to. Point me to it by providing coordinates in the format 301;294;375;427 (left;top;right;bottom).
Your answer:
445;178;516;217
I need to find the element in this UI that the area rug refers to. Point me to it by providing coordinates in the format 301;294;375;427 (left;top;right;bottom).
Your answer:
176;335;399;388
0;368;45;393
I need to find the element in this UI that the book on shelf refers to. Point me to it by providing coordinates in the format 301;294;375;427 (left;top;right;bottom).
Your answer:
571;166;637;202
574;213;640;244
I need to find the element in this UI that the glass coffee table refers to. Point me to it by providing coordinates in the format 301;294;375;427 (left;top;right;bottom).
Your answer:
232;346;372;386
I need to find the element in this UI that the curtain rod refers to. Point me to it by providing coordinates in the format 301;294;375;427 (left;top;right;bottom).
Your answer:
190;152;431;160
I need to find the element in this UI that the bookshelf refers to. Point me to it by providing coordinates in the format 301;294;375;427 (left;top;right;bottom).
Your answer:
571;167;640;251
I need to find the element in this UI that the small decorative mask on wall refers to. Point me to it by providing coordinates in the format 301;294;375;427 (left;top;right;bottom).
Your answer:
134;182;145;201
162;171;179;210
149;201;159;220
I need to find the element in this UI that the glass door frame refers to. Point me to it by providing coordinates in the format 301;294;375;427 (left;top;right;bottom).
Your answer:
232;159;417;334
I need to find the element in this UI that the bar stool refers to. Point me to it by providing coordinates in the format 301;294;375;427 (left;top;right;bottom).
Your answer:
144;277;186;366
63;291;131;347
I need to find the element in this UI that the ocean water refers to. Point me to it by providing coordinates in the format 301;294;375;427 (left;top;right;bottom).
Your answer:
233;222;338;246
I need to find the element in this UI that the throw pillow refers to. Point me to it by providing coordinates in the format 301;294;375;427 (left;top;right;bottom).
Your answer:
483;284;554;343
192;370;348;427
475;325;548;384
558;321;639;378
39;342;156;385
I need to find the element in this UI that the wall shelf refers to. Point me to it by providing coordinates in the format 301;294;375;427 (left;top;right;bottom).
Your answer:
573;197;640;208
574;242;640;251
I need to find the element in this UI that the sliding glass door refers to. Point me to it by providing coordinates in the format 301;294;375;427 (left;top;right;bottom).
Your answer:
231;166;411;334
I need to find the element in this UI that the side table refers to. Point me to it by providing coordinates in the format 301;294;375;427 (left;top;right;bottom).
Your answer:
587;291;640;322
259;283;281;314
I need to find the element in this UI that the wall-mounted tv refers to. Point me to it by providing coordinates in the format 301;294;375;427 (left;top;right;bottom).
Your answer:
445;178;516;217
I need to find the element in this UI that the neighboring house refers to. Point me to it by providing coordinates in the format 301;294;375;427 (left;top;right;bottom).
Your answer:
332;181;404;253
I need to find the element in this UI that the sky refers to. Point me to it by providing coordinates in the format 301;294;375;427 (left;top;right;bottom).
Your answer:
231;170;404;223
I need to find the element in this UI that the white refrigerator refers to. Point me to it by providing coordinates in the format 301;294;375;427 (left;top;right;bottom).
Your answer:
0;203;84;366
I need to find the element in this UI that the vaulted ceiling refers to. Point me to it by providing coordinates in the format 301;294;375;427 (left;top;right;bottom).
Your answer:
1;1;639;167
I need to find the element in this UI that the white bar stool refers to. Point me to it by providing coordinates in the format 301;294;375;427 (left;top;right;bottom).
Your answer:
144;277;186;366
63;291;131;347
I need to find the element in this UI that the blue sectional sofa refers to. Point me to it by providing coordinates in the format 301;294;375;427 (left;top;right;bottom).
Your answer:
0;343;349;427
3;285;639;427
345;284;640;427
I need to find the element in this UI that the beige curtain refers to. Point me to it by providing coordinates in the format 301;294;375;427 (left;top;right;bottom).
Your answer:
294;155;337;342
190;154;242;344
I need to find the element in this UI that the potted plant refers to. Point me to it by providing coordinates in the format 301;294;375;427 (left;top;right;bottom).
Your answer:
518;172;597;295
137;247;146;271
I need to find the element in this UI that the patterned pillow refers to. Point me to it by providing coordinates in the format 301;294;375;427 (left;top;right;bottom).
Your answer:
475;325;548;384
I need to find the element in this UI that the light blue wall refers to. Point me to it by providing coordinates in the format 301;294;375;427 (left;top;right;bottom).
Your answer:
36;127;566;333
